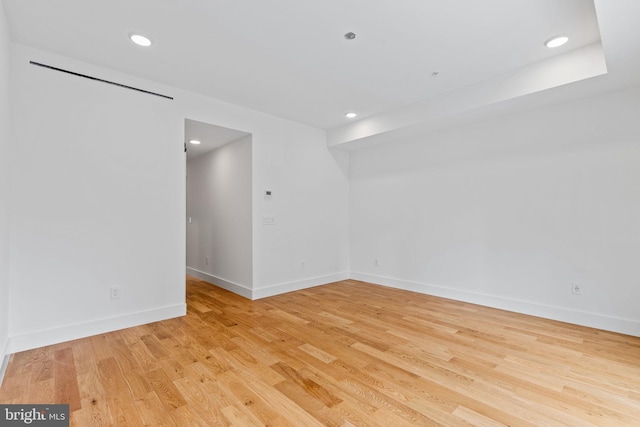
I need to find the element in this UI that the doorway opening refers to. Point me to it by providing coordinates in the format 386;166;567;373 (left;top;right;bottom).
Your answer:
184;119;253;296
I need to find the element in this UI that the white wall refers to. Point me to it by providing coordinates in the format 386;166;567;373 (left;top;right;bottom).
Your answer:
350;86;640;336
8;43;350;351
9;45;186;351
186;135;253;296
252;125;350;298
0;2;11;369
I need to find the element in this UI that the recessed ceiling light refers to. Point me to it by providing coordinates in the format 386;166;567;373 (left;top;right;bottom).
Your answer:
189;139;201;145
129;33;152;47
545;36;568;48
345;112;357;118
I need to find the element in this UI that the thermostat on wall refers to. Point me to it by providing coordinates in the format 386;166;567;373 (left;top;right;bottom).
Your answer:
265;190;272;200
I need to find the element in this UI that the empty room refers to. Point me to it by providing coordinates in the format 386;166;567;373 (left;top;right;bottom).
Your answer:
1;1;639;426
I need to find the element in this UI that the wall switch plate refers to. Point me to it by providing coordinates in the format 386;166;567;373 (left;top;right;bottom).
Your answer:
262;217;276;225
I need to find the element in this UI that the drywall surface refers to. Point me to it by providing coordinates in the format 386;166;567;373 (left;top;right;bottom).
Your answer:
350;86;640;336
9;45;186;351
329;42;607;149
8;43;350;350
0;2;11;367
186;135;253;294
252;124;350;298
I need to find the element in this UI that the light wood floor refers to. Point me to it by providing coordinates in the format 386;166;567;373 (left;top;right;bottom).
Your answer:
1;277;640;426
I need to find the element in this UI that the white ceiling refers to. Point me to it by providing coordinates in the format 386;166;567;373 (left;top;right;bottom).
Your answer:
3;0;606;130
185;119;250;161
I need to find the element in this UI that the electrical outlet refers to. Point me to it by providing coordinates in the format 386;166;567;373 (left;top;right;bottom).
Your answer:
571;283;582;295
301;261;305;269
374;258;379;267
110;286;121;300
206;256;209;265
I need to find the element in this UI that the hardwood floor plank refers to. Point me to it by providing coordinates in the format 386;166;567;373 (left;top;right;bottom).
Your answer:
54;347;82;412
75;372;112;427
26;377;55;405
32;359;54;383
298;343;338;364
173;376;230;426
216;370;295;426
134;391;176;426
272;361;343;408
146;368;187;411
2;276;640;426
141;334;172;360
220;404;264;427
452;406;508;427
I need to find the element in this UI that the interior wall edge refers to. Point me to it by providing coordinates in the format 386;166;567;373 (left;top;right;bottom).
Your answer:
351;272;640;337
0;343;10;387
252;271;351;300
186;267;252;300
188;268;350;301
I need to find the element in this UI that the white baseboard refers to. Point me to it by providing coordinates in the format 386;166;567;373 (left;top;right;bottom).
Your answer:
253;271;350;299
351;272;640;337
186;267;252;299
9;303;186;354
0;337;10;388
187;267;350;300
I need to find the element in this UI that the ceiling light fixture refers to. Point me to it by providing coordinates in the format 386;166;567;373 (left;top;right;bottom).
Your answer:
345;112;357;118
189;139;201;145
129;33;152;47
545;35;568;48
